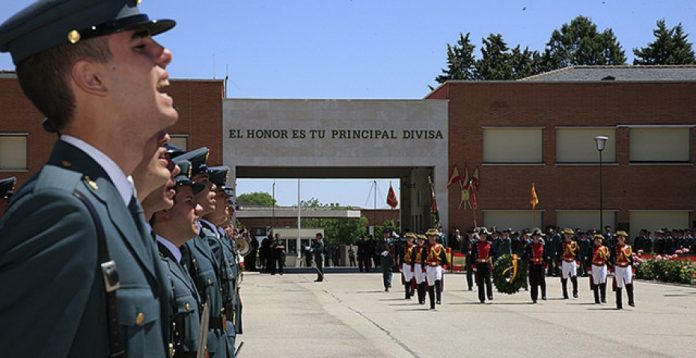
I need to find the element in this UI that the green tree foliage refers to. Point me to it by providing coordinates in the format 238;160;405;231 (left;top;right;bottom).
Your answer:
633;19;696;65
475;34;512;80
509;45;544;79
236;191;276;207
299;197;367;245
542;16;626;69
435;32;477;83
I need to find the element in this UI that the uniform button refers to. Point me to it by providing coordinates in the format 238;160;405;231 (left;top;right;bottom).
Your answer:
135;312;145;326
208;278;212;285
185;303;191;311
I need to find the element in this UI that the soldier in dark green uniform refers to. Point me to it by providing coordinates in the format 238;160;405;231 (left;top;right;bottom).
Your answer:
312;233;326;282
204;166;243;340
0;1;176;356
175;148;233;358
379;229;396;292
151;159;205;358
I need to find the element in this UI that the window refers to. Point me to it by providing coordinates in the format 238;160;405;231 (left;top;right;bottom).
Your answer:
0;134;27;170
629;210;690;237
482;210;543;232
169;134;188;151
556;210;617;232
483;128;542;164
556;128;616;163
630;128;690;163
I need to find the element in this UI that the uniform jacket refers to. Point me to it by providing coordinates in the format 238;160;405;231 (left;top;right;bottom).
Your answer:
0;140;169;357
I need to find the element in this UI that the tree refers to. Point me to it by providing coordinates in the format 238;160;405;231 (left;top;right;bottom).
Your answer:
542;16;626;70
633;19;695;65
236;192;275;207
509;45;544;79
475;34;512;80
435;32;477;83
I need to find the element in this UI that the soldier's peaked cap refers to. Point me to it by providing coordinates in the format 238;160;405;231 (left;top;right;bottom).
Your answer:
0;0;175;65
174;147;210;176
208;166;229;187
172;159;204;194
165;143;186;158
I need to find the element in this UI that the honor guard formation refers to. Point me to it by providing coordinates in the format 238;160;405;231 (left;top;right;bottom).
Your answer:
0;1;243;357
376;226;640;311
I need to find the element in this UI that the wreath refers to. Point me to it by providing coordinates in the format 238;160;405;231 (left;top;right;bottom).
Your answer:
493;254;528;294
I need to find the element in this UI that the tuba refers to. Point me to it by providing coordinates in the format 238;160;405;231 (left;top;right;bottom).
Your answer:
235;237;252;257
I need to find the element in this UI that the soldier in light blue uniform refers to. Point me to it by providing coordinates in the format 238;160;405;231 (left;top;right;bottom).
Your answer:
152;159;205;358
0;1;176;357
175;148;233;358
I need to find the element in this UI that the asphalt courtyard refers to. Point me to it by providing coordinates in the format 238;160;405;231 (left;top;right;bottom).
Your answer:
237;271;695;358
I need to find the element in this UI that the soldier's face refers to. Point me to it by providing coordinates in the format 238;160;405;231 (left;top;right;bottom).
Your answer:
102;30;177;142
171;186;202;237
193;174;217;215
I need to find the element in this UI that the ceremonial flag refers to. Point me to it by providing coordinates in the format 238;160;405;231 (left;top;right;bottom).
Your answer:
447;165;461;188
462;163;470;190
530;182;539;210
470;191;478;210
428;176;440;224
459;187;470;209
386;183;399;209
471;166;480;191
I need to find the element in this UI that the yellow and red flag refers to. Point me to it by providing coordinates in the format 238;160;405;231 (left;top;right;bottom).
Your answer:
447;165;461;188
530;182;539;210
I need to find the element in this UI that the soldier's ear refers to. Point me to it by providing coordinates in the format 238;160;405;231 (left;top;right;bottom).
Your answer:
71;59;108;97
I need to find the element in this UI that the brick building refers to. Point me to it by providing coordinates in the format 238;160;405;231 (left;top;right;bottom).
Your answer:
2;66;695;235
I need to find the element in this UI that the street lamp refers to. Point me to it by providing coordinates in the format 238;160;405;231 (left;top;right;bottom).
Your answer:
593;136;608;231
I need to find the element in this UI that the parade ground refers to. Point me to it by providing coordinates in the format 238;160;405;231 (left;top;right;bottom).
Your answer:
239;272;695;358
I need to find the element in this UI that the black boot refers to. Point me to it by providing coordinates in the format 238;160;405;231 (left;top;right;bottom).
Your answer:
600;283;607;303
593;284;600;304
435;280;442;304
418;282;426;304
541;282;547;301
404;283;410;299
428;285;436;309
626;283;635;307
531;284;538;303
561;278;569;299
571;276;578;298
616;287;623;310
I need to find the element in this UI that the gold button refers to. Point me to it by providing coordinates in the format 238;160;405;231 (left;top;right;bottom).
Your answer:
185;303;191;311
135;312;145;326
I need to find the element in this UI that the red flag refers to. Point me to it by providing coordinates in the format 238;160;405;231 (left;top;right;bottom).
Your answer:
462;163;471;190
386;183;399;209
471;166;480;191
447;166;461;188
470;191;478;210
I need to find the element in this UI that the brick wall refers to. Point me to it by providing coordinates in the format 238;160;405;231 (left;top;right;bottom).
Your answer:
437;81;696;231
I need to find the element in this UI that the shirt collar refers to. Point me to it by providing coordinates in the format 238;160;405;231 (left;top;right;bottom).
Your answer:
156;234;182;263
60;135;133;205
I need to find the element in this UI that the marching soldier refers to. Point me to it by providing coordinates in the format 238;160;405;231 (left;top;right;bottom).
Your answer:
590;234;610;304
151;160;205;358
578;231;592;277
412;234;428;304
175;148;233;357
400;233;417;299
611;231;635;309
378;229;396;292
312;233;325;282
0;1;176;356
525;229;547;303
559;228;579;299
471;230;494;304
462;232;475;291
423;228;448;309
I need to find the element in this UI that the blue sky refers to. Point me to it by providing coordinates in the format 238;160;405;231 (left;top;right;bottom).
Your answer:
2;0;695;207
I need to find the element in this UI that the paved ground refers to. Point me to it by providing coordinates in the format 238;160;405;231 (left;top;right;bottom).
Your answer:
237;271;696;358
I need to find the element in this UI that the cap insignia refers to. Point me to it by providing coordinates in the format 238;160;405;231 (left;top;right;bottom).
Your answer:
67;30;81;44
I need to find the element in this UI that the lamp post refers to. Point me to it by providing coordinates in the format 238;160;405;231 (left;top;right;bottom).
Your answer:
593;136;608;231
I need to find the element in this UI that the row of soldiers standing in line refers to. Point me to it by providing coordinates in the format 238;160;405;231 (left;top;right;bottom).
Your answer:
145;143;244;356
